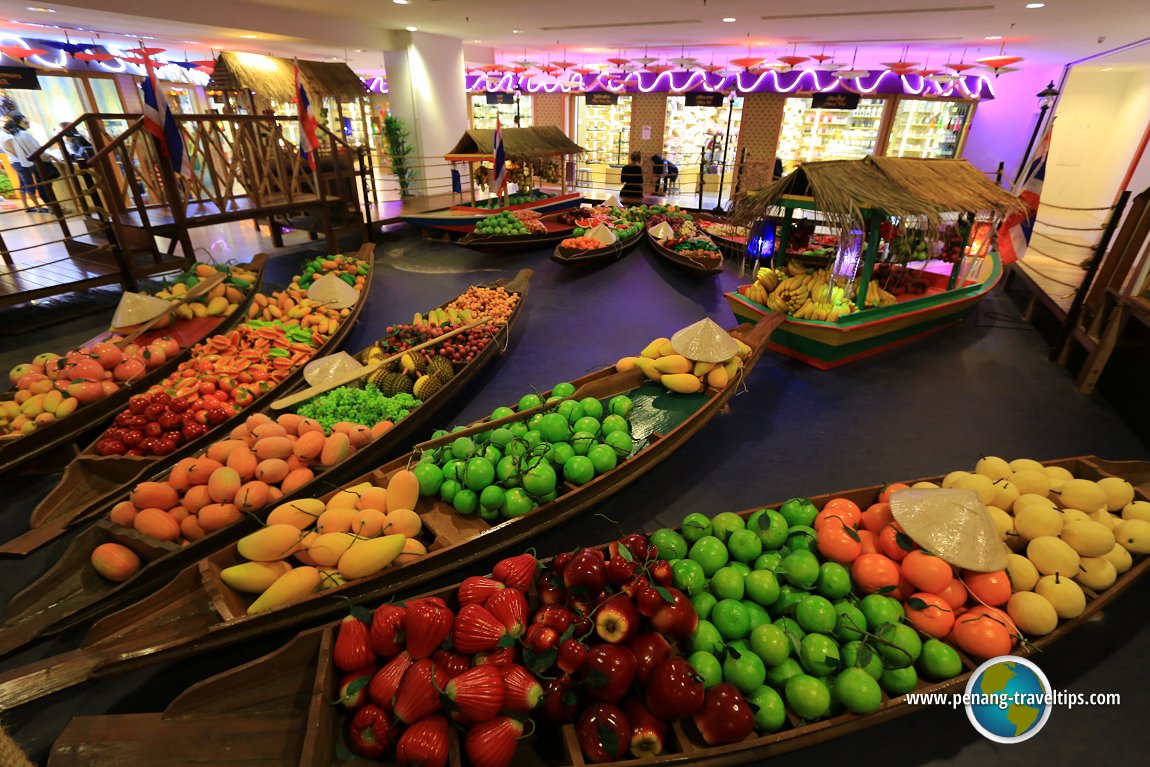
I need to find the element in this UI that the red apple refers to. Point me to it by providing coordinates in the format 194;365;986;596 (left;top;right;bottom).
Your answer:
576;703;630;763
621;699;667;757
563;552;606;597
692;682;754;746
650;587;698;638
557;638;588;674
605;554;637;584
582;644;636;702
627;632;671;684
594;594;640;644
532;604;575;634
633;581;665;617
539;674;580;724
537;572;566;605
648;559;673;587
523;624;559;654
645;658;705;721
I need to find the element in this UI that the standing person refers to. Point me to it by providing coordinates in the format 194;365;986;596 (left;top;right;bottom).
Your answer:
59;122;95;164
663;157;679;194
651;153;665;195
620;150;644;199
3;114;56;211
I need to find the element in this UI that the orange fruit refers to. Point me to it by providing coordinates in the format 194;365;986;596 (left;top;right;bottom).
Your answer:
813;508;854;532
857;529;880;556
859;502;894;534
952;608;1016;659
850;553;901;595
878;522;915;562
816;525;863;564
937;578;969;610
821;498;862;526
879;483;911;504
963;570;1012;607
904;592;955;638
901;550;954;594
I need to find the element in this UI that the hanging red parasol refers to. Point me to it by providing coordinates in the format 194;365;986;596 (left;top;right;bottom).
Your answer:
697;63;726;73
977;55;1024;74
809;54;833;63
539;64;560;73
73;51;115;62
606;57;630;66
647;63;675;73
573;67;598;76
730;56;765;70
882;60;920;72
950;61;977;72
777;55;809;68
122;46;166;57
0;46;47;59
552;60;577;69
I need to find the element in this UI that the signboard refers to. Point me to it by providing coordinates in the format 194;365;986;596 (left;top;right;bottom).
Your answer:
0;66;41;90
685;92;724;107
811;92;861;110
641;125;651;140
585;93;618;106
485;92;516;105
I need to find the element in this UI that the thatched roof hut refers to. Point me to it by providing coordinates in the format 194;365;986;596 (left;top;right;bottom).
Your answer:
444;126;585;161
208;52;366;102
730;157;1026;237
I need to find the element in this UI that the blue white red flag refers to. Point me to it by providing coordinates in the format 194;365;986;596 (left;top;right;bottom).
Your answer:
295;62;320;172
492;116;507;194
998;124;1052;265
140;55;185;174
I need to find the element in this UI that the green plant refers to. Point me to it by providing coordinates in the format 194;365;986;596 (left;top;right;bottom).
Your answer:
0;172;13;197
383;113;415;197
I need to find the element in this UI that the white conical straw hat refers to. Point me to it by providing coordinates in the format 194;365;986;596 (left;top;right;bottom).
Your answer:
670;317;739;363
587;223;617;245
602;195;622;208
303;352;364;387
308;272;359;309
649;221;675;240
890;488;1010;572
110;292;171;330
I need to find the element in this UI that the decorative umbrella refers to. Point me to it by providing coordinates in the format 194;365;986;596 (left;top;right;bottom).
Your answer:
512;60;539;69
647;63;675;74
633;56;660;66
822;61;848;70
809;53;833;64
0;45;47;59
927;73;959;84
833;69;870;79
606;57;630;66
730;56;765;70
882;60;920;73
552;60;577;69
696;63;726;73
950;61;977;73
669;57;699;68
74;51;115;62
122;46;166;58
539;64;560;74
573;67;598;76
776;54;809;69
977;55;1024;75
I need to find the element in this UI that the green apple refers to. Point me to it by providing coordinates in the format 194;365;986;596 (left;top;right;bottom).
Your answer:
689;536;730;576
681;513;713;544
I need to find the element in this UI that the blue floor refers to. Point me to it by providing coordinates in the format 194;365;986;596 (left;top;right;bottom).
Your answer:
1;232;1148;764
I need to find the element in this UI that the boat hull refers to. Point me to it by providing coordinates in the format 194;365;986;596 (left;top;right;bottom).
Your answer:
401;193;584;233
550;230;644;268
724;254;1003;369
646;231;724;274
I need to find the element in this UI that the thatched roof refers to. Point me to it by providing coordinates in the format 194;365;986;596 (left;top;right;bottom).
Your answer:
208;52;366;102
445;126;585;160
730;157;1026;236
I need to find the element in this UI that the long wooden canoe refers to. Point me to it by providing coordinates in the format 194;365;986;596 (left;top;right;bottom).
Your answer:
0;245;374;557
646;227;724;275
0;271;532;653
0;255;267;478
724;254;1004;370
551;228;644;269
401;193;584;234
695;212;749;259
455;214;576;255
0;313;782;708
42;455;1150;766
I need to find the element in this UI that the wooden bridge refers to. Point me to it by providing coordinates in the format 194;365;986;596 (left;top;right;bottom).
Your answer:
1;113;371;308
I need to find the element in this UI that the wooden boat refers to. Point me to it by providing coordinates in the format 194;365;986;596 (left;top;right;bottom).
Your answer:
0;255;267;478
0;271;532;650
695;212;749;259
551;228;644;268
455;214;576;255
401;193;584;234
42;455;1150;766
724;254;1004;370
646;226;724;275
0;313;782;707
0;245;374;557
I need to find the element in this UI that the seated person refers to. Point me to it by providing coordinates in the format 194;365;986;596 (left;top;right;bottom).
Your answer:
620;151;644;198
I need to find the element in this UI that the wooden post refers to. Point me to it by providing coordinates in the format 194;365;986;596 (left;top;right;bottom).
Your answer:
853;210;885;311
469;161;476;205
776;205;795;268
947;214;974;290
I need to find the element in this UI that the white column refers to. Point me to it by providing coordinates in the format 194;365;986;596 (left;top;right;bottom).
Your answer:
385;31;469;198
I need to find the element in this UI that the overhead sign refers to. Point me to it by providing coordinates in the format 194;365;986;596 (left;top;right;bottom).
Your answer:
585;93;618;106
811;92;861;110
685;92;724;107
485;92;516;105
0;66;41;90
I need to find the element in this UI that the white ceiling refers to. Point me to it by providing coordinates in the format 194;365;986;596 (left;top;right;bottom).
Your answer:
1;0;1148;76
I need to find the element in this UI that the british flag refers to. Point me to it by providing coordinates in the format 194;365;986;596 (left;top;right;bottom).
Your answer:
997;125;1052;265
492;116;507;194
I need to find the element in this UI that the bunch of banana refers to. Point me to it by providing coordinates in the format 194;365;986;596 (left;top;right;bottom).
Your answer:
768;275;810;313
858;281;899;308
755;267;780;292
793;300;856;322
786;260;809;277
745;281;771;305
809;282;846;305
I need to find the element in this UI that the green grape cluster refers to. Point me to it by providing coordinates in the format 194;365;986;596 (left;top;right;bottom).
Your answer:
297;385;421;433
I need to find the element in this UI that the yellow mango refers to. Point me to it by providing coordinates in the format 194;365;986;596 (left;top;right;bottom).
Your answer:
247;566;322;614
21;393;46;417
693;361;716;376
662;373;703;394
356;486;389;513
205;296;229;316
42;390;64;415
735;339;752;357
657;341;676;357
266;498;325;529
382;508;422;538
633;357;662;382
615;356;639;372
706;365;730;390
653;355;692;375
640;337;670;359
308;532;360;567
54;397;79;418
316;506;357;534
723;356;742;378
326;482;374;510
237;524;307;562
220;560;293;593
338;534;407;579
317;568;346;590
395;538;429;566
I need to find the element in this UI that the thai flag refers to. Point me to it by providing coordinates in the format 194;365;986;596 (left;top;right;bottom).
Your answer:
492;116;507;194
997;124;1052;265
140;57;184;174
295;62;320;172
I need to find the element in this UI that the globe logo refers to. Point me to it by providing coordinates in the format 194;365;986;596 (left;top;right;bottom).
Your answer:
965;656;1052;743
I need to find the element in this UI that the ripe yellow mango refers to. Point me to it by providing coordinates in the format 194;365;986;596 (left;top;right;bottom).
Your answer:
653;355;692;375
1027;536;1080;577
308;532;360;566
1007;592;1058;636
396;538;429;566
1059;520;1115;557
247;566;322;614
1034;574;1085;619
615;356;639;372
220;560;293;593
1102;542;1133;574
1075;556;1117;591
640;337;670;359
705;364;730;390
382;508;422;538
634;357;662;382
1122;500;1150;523
205;296;229;316
1113;518;1150;554
338;534;407;579
326;482;375;511
316;506;357;534
1006;553;1039;592
317;568;346;590
661;373;703;394
657;341;676;357
237;524;307;562
266;498;325;529
1097;477;1134;511
356;486;388;513
1057;479;1107;514
693;361;716;376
